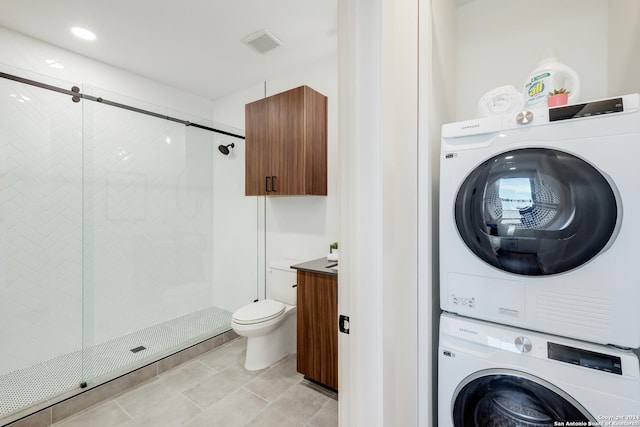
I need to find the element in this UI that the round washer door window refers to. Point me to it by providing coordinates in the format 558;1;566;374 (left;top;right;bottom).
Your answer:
455;148;618;275
452;370;595;426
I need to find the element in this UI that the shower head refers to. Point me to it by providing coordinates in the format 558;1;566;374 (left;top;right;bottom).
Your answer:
218;143;235;156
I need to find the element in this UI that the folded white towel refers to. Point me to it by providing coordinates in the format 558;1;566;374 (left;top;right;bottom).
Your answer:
478;85;524;117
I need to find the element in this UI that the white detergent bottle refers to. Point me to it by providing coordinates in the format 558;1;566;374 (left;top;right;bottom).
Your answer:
523;48;581;108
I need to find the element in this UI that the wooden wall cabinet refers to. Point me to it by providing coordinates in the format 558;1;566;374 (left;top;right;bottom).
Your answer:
296;270;338;390
245;85;328;196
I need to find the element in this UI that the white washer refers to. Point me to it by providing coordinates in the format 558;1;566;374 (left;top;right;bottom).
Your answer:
439;94;640;348
438;312;640;426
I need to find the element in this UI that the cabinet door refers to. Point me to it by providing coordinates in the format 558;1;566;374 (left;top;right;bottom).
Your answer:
269;87;305;195
245;98;270;196
296;271;338;390
302;86;328;195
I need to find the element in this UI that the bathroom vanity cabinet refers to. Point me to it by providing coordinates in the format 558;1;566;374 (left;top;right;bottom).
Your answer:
244;85;327;196
294;264;338;391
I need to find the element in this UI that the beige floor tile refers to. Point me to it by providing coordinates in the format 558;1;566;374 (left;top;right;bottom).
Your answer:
244;355;303;402
114;377;178;418
184;388;268;427
244;383;328;427
119;394;202;427
53;400;131;427
197;338;247;372
308;399;338;427
157;360;214;393
41;339;337;427
182;363;263;409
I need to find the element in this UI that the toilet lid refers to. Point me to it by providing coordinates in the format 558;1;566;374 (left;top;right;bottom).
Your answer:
232;300;285;325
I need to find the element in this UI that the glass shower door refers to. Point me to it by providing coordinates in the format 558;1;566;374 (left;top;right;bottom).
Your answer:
0;67;260;423
0;66;83;419
80;85;230;386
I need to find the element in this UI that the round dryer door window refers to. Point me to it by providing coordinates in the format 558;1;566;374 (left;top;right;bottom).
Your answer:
455;148;618;275
452;370;595;426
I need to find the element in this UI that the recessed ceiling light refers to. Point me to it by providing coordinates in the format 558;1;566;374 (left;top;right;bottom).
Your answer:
71;27;96;41
46;59;64;69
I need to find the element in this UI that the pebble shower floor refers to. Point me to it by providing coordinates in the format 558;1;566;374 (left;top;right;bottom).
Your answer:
0;306;232;419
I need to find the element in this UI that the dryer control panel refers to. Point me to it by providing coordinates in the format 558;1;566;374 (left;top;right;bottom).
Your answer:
548;342;623;375
549;97;624;122
441;93;640;139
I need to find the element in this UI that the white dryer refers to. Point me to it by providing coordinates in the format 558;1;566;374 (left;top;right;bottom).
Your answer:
439;94;640;348
438;312;640;426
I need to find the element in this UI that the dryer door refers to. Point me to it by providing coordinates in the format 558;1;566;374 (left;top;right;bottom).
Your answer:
455;148;618;275
452;370;595;426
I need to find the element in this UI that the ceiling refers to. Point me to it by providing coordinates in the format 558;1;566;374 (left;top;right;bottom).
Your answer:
0;0;338;100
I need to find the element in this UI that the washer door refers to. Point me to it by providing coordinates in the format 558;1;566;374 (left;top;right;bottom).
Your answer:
452;370;595;426
455;148;617;275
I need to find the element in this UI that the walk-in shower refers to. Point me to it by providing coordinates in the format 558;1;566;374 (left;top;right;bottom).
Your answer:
0;66;258;424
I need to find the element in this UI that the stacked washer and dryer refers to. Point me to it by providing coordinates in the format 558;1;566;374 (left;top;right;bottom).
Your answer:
438;94;640;426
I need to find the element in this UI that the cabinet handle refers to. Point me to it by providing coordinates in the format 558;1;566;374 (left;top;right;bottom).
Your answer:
265;176;271;192
271;176;277;192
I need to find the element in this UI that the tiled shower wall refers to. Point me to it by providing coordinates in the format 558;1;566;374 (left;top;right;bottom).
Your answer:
0;76;83;374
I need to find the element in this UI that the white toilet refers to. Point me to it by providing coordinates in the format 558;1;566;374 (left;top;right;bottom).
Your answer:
231;264;297;370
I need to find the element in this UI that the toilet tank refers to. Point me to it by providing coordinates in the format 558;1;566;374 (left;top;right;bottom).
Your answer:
267;264;297;305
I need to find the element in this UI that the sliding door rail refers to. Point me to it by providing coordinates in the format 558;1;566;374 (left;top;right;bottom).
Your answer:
0;70;245;140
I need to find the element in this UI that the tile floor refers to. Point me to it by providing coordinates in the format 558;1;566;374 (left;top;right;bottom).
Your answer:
50;338;338;427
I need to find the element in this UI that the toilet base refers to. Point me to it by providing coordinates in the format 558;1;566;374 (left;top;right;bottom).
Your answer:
244;313;296;370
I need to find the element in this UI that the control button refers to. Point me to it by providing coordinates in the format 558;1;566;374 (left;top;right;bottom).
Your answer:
516;110;534;125
515;336;532;353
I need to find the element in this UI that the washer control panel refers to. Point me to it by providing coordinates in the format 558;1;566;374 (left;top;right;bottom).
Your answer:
440;312;639;378
547;342;623;375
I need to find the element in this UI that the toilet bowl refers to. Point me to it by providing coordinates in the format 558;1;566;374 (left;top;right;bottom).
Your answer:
231;300;296;370
231;264;297;370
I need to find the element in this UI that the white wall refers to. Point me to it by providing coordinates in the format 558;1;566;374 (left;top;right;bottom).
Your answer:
608;0;640;96
423;1;458;425
338;0;419;425
456;0;609;121
212;55;339;276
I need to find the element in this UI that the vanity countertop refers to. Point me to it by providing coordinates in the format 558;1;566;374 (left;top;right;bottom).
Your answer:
290;258;338;276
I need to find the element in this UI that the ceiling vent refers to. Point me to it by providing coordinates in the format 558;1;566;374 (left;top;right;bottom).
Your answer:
242;29;283;54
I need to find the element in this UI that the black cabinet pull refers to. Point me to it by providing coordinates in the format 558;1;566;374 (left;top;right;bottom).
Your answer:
272;176;277;192
265;176;271;192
